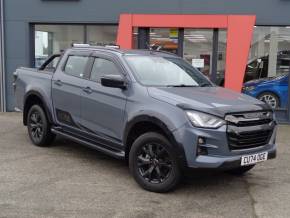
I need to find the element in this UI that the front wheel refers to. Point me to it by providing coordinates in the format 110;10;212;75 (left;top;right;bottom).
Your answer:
129;132;181;193
27;105;55;147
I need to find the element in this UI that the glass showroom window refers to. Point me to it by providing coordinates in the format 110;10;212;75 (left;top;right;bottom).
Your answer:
34;24;118;67
86;25;117;46
34;25;85;67
149;28;179;55
243;27;290;114
183;29;213;77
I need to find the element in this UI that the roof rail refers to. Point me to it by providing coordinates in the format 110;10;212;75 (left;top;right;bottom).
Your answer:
72;43;90;47
71;43;123;53
72;43;120;49
104;45;120;49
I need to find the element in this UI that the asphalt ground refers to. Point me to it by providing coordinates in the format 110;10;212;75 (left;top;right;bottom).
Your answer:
0;112;289;218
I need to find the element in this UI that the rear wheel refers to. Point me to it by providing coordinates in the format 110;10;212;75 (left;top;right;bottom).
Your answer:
129;132;181;193
27;105;55;146
226;165;255;176
258;92;280;109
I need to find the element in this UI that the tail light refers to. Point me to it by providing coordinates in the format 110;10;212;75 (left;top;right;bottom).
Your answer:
12;71;18;91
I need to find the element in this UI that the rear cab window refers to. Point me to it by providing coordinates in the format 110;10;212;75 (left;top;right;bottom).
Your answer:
64;55;89;78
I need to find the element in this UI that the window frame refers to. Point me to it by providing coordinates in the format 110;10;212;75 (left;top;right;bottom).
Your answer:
88;52;127;84
62;52;91;79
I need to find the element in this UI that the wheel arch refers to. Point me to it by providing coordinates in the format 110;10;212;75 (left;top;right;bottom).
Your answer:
23;91;53;126
123;115;186;167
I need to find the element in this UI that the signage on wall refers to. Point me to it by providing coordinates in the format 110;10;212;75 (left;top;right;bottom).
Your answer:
169;29;178;39
192;59;204;68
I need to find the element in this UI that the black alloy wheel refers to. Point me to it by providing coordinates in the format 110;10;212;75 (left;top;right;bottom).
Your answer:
137;143;173;184
29;110;44;141
129;132;181;193
27;105;55;146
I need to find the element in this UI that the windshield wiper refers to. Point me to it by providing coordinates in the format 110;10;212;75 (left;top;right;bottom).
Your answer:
166;84;198;87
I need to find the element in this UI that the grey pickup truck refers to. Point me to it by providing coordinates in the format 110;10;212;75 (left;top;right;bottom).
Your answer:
14;45;277;192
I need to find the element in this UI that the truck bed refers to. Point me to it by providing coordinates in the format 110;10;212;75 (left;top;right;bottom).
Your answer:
14;67;53;111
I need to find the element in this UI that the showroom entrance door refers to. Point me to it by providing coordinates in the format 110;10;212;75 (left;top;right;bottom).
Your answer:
136;27;227;86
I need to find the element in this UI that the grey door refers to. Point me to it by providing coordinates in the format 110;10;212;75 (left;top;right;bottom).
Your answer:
52;53;90;128
80;55;127;142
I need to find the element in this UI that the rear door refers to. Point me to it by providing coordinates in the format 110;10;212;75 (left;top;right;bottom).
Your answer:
52;51;91;128
80;53;128;143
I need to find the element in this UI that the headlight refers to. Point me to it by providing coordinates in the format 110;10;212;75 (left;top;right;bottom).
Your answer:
186;111;226;129
242;86;255;91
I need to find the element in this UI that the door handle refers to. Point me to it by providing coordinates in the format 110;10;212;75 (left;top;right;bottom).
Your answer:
83;87;93;94
54;80;63;86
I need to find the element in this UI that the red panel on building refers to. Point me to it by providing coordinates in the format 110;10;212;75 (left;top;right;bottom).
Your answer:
116;14;256;92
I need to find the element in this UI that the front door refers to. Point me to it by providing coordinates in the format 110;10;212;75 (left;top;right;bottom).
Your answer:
52;52;90;128
80;54;128;143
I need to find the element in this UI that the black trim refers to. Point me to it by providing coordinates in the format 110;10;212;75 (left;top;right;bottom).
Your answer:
38;54;61;71
23;91;53;125
123;115;187;169
51;127;125;159
55;109;78;127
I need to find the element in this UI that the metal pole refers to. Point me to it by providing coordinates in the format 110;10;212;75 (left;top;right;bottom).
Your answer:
177;28;184;57
137;27;149;49
210;28;219;84
0;0;5;112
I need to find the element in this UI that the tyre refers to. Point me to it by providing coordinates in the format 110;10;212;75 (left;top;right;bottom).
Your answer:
129;132;181;193
27;105;55;147
226;165;255;176
258;92;280;109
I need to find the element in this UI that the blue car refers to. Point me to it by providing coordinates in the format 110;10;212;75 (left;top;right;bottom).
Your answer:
243;74;288;109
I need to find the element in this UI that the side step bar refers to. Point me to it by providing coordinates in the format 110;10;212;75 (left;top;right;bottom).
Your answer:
51;127;125;160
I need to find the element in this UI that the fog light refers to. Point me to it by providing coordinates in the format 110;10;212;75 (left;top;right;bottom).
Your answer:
198;137;206;145
197;137;208;155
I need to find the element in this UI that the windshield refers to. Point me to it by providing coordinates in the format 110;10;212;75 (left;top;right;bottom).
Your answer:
125;55;212;87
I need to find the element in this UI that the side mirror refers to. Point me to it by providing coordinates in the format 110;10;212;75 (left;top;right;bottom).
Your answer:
101;74;127;89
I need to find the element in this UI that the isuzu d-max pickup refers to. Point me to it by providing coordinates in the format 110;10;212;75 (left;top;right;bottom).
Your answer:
13;45;277;192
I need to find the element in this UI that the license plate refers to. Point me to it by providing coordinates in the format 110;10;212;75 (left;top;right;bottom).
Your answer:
241;152;268;166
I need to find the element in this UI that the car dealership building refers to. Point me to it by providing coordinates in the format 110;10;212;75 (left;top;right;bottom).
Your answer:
1;0;290;122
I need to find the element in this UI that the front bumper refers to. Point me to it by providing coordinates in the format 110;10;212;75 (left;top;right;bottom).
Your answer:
173;122;277;170
193;144;276;170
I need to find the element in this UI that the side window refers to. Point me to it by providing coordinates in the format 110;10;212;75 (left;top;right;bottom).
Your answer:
90;58;120;82
64;56;89;78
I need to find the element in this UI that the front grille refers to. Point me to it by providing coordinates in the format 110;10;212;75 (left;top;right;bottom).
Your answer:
232;118;272;127
225;111;274;150
228;130;272;150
